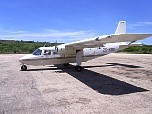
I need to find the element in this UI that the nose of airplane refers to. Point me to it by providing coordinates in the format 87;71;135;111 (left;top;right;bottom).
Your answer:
19;56;24;63
19;54;32;63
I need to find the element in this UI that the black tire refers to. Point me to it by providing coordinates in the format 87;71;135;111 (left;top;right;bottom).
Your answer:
75;65;82;72
21;65;27;71
63;63;69;66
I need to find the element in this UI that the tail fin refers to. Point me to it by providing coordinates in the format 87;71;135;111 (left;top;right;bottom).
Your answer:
115;21;126;34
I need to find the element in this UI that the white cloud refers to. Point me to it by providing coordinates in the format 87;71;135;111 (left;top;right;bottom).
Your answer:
0;29;96;43
128;21;152;29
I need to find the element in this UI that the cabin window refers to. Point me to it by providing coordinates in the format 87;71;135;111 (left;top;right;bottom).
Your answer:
44;50;51;55
32;49;42;55
53;51;58;55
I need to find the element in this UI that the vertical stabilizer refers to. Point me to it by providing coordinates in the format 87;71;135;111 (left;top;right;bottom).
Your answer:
115;21;126;34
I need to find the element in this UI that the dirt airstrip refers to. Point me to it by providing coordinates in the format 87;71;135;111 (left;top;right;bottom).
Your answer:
0;53;152;114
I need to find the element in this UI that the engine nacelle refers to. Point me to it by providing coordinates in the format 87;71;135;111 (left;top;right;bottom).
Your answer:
57;44;77;56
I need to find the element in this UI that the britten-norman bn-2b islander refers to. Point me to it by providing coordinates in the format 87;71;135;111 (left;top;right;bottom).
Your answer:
19;21;152;71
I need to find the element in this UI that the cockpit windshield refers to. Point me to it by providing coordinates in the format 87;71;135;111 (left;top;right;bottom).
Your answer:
32;49;42;55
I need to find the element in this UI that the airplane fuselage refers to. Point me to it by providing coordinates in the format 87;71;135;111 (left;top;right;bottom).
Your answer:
19;43;120;66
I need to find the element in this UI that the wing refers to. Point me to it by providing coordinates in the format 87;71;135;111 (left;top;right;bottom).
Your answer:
65;34;152;50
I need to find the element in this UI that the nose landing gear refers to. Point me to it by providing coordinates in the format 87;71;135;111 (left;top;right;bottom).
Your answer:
21;65;27;71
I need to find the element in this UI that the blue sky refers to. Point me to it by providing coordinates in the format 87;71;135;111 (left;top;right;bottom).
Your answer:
0;0;152;44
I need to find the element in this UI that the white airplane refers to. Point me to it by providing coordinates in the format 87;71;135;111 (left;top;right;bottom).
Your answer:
19;21;152;71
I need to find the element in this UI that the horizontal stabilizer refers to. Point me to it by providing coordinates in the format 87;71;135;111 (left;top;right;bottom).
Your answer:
101;34;152;43
129;42;143;46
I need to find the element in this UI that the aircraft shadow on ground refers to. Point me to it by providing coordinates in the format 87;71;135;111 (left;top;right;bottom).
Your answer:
54;64;148;95
26;63;148;95
106;63;143;68
27;67;58;71
27;62;142;71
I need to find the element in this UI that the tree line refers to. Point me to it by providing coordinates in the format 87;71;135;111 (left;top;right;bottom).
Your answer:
119;45;152;54
0;40;152;54
0;40;63;54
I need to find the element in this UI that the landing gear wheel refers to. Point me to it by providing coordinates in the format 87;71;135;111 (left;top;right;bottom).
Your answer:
75;65;82;72
21;65;27;71
63;63;69;66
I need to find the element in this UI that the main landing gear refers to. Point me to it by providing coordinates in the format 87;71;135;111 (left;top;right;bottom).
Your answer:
75;50;83;72
75;65;82;72
21;65;27;71
63;63;69;66
63;63;82;72
63;50;83;72
63;63;82;71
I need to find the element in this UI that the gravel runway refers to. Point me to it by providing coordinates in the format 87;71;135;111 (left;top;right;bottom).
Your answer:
0;53;152;114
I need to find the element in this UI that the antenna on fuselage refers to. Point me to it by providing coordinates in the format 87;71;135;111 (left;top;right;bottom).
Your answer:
55;40;58;52
43;42;47;47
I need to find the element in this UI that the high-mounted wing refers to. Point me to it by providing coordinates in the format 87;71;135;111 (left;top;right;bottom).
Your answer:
65;34;152;50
